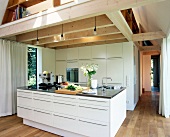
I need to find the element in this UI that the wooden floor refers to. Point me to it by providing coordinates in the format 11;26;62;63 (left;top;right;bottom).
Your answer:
0;92;169;137
116;91;170;137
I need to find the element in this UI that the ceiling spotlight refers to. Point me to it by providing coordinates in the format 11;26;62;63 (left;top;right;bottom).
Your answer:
93;16;97;35
36;30;39;45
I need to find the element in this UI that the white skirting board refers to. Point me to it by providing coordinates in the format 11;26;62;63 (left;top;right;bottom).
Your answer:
23;119;86;137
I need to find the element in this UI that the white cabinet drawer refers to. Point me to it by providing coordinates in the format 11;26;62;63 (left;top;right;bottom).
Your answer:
17;90;32;97
53;95;77;103
78;97;109;107
53;113;77;133
17;96;32;108
17;106;33;120
78;118;109;137
33;92;52;99
33;98;53;112
78;104;109;122
34;110;52;126
53;101;77;116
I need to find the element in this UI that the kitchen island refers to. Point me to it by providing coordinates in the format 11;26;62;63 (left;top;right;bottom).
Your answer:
17;87;126;137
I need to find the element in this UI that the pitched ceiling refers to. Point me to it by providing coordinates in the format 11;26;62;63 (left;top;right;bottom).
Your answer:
133;0;170;37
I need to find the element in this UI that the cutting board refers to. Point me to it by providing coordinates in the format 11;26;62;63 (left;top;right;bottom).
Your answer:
55;89;83;95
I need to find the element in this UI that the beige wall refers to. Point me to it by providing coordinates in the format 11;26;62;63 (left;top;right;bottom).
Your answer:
42;48;56;74
143;55;151;91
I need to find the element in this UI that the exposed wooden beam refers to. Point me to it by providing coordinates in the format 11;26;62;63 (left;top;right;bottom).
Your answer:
133;31;166;41
46;33;125;48
142;51;160;55
134;41;140;50
16;15;113;42
0;0;166;38
140;45;161;51
55;38;128;49
106;11;132;41
32;26;120;45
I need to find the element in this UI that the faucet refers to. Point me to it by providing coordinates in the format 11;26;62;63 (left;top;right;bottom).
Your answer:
102;77;112;90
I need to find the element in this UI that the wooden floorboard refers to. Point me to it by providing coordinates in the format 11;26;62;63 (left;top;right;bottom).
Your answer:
116;91;170;137
0;91;169;137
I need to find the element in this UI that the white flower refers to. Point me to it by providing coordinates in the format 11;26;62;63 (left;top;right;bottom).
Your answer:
80;63;98;77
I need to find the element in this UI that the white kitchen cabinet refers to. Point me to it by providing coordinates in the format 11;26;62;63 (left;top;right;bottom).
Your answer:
67;61;78;68
53;101;77;116
17;90;32;97
106;43;123;58
78;118;109;137
92;45;106;59
67;48;78;60
78;104;109;122
78;46;91;59
78;97;109;107
17;107;33;120
17;96;32;108
34;110;53;126
53;113;77;133
33;98;53;112
56;61;66;79
78;60;91;83
56;49;67;60
91;59;106;85
17;89;126;137
107;58;123;84
17;90;32;108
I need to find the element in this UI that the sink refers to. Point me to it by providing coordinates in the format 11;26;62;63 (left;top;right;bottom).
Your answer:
98;85;122;90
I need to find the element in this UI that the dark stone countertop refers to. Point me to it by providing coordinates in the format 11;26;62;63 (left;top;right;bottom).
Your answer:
17;86;126;99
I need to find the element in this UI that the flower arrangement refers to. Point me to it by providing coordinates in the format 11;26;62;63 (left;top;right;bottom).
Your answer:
80;63;98;87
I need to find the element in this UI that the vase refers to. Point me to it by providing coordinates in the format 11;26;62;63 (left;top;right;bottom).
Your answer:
87;75;92;88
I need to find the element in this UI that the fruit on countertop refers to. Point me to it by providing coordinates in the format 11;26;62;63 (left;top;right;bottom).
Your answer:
62;82;69;85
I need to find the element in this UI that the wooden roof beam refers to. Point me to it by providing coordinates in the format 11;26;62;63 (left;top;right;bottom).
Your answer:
16;15;113;42
106;11;133;41
32;26;120;45
140;45;161;51
132;31;166;41
0;0;166;38
55;38;128;49
45;33;125;48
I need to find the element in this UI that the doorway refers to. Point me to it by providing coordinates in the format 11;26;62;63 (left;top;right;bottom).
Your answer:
151;55;160;92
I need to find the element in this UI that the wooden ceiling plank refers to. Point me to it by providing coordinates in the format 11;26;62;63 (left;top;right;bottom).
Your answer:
16;15;113;42
132;31;166;41
55;38;128;49
46;33;125;48
106;11;133;41
32;26;120;45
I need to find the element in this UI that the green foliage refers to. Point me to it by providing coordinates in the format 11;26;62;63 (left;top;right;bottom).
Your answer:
28;47;37;86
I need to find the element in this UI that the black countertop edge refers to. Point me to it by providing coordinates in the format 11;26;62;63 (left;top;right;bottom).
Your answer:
76;87;126;99
17;86;126;99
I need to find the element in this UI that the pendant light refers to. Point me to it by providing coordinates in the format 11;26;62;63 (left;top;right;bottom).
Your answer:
36;30;39;45
61;24;64;41
93;16;97;35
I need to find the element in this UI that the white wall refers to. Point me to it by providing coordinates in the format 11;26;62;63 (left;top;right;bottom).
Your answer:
143;55;151;91
134;45;139;107
122;42;135;110
42;47;56;74
0;0;8;24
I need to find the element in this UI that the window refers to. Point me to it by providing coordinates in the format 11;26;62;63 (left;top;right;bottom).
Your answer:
28;47;37;86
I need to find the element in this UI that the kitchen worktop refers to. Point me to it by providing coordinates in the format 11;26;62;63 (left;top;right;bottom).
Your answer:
17;86;126;99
